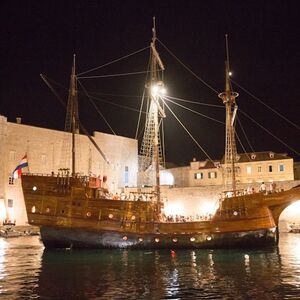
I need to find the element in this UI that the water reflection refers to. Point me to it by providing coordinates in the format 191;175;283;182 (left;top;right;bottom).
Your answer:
1;234;300;299
36;244;287;299
0;236;42;299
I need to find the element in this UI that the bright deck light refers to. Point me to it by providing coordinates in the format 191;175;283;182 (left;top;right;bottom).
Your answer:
199;201;218;216
165;203;184;216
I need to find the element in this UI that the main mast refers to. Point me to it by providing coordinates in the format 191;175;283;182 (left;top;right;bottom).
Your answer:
218;36;239;194
65;54;79;175
140;17;166;210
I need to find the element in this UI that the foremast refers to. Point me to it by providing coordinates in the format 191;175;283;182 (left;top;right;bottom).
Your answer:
65;54;79;175
140;17;166;212
218;37;239;195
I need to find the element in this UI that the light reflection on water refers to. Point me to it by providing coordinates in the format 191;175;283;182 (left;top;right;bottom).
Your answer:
0;234;300;299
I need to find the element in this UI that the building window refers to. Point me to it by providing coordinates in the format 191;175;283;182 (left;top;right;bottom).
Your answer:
246;166;252;174
208;172;217;179
194;172;203;180
279;164;285;172
8;176;14;185
268;165;273;172
7;199;13;208
124;166;129;187
9;150;16;161
257;166;262;172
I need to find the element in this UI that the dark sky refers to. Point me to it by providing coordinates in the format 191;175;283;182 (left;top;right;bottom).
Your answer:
1;1;300;165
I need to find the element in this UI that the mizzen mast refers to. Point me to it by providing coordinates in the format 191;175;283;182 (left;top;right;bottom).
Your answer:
218;35;239;194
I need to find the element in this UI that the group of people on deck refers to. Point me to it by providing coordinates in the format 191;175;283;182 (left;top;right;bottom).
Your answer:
256;181;278;194
108;192;154;202
225;181;280;198
164;213;213;223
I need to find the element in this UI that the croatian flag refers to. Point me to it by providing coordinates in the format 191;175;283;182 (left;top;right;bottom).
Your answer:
13;154;28;179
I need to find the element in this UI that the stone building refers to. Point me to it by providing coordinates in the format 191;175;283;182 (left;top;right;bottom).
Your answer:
158;151;299;222
0;115;138;225
162;151;294;188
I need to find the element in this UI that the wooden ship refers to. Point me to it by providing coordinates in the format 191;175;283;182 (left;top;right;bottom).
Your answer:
21;23;300;249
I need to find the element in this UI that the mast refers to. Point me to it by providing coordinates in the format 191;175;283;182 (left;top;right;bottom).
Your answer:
151;18;161;206
65;54;79;175
218;36;239;195
140;17;166;211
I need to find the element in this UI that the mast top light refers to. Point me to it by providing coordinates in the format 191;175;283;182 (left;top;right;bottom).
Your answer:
151;81;166;96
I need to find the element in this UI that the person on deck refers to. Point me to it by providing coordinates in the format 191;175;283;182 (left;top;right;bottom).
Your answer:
259;182;266;193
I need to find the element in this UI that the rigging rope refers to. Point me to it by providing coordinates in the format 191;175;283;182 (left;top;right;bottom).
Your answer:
164;96;224;125
77;79;116;135
236;116;255;153
78;70;150;79
135;89;146;140
84;91;141;98
162;96;215;163
232;80;300;131
77;46;150;76
239;109;300;157
165;95;223;108
79;92;146;114
234;129;252;161
135;52;151;140
157;39;220;94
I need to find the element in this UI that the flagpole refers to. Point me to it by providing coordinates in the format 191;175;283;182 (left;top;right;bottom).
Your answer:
26;139;30;173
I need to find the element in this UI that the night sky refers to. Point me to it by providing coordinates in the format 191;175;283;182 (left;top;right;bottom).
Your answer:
1;1;299;165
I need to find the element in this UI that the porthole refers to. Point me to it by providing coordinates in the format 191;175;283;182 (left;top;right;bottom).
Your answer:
31;206;36;213
233;211;238;216
86;211;91;217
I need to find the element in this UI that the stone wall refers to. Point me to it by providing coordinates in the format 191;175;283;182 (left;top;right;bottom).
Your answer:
160;180;300;218
1;117;138;225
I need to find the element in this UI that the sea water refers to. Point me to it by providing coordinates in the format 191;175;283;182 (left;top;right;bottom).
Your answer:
0;233;300;299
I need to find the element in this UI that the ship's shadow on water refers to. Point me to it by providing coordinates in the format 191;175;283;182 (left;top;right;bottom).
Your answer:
32;235;300;300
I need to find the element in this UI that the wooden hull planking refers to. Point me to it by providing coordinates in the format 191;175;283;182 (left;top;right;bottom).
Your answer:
21;175;300;249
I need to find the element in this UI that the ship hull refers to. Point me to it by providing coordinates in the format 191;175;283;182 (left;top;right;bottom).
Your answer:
40;226;277;249
21;174;300;250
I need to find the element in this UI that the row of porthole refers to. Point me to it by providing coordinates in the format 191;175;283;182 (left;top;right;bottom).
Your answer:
31;207;137;221
121;236;212;242
32;206;91;216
